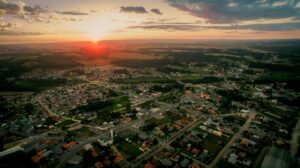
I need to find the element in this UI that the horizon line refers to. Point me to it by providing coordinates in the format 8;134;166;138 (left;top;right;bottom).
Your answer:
1;38;300;45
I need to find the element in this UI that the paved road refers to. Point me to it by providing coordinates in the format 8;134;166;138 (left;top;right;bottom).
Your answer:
117;104;172;133
36;98;59;117
36;98;81;123
55;137;98;168
130;117;206;168
181;152;208;168
208;112;256;168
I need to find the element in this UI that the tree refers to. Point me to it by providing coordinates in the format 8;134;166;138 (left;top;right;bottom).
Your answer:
152;138;158;146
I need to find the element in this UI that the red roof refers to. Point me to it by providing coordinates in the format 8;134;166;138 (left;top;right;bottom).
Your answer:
94;161;104;168
31;155;41;164
114;156;123;163
63;141;77;149
144;163;154;168
192;162;201;168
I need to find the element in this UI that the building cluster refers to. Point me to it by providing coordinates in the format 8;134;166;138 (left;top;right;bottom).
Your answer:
0;59;299;168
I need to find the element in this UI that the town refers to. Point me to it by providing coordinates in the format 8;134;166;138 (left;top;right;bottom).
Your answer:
0;40;299;168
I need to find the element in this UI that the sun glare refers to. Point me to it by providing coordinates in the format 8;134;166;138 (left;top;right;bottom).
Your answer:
83;19;113;42
78;13;127;42
86;26;108;43
88;32;103;43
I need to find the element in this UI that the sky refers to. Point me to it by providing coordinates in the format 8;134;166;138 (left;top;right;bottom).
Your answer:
0;0;300;43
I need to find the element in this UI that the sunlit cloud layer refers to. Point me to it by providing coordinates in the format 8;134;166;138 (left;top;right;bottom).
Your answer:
0;0;299;43
167;0;300;23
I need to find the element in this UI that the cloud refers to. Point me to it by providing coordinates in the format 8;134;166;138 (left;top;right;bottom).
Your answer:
292;14;300;20
120;6;148;14
59;11;89;16
129;22;200;31
0;30;43;36
166;0;300;23
23;5;45;15
0;0;46;15
0;0;89;24
0;0;23;15
0;22;15;30
150;8;162;15
129;21;300;31
205;22;300;31
62;17;82;22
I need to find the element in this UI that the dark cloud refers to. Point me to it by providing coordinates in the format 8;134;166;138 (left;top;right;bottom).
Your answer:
205;22;300;31
0;0;22;15
59;11;89;16
0;0;46;15
129;21;300;31
120;6;148;14
23;5;45;15
150;8;162;15
292;14;300;20
166;0;300;23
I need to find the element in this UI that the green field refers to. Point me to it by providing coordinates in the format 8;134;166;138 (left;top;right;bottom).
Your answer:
203;134;224;154
92;117;105;125
56;120;75;128
138;100;153;109
142;117;168;132
117;141;142;161
147;117;167;126
68;127;96;137
75;96;130;113
158;94;177;103
179;76;224;84
112;77;177;84
179;76;202;83
77;96;131;125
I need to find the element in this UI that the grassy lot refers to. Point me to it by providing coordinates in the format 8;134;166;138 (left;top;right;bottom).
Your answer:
92;117;105;125
179;76;202;83
56;120;75;128
68;127;96;137
117;141;142;161
157;65;192;74
138;100;153;109
76;95;130;113
103;96;130;112
142;117;168;132
179;75;224;84
147;117;167;126
203;134;224;154
191;67;210;75
255;71;299;84
158;94;177;103
86;96;130;125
